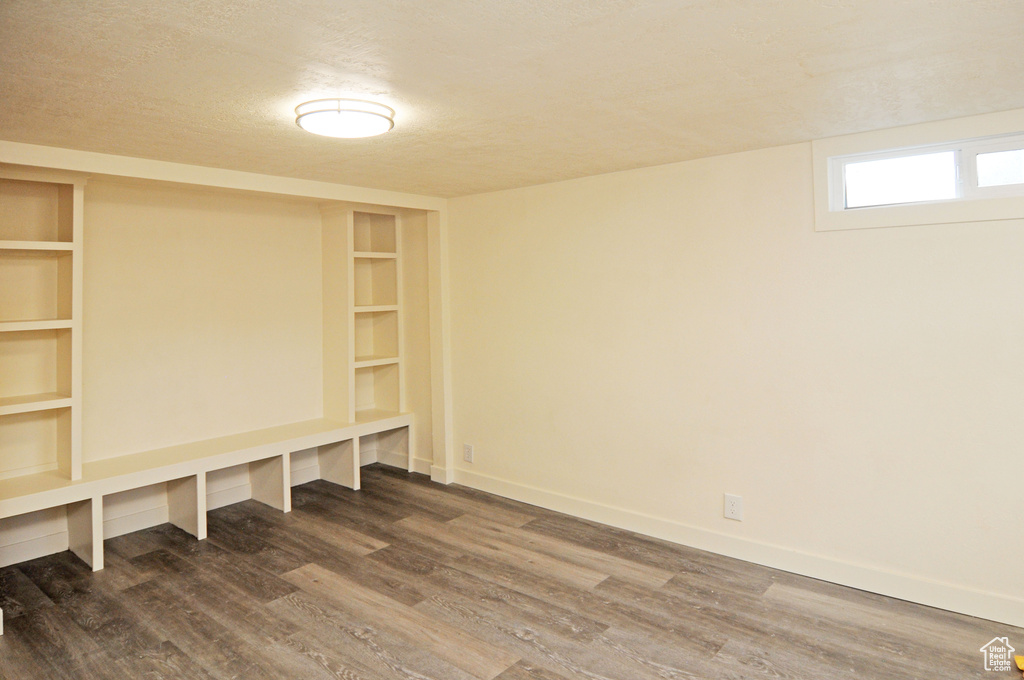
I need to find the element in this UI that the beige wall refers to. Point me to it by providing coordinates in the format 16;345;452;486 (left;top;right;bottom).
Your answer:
447;142;1024;625
401;210;435;466
83;180;324;459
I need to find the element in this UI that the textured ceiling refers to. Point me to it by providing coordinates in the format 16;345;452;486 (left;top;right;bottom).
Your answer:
2;0;1023;198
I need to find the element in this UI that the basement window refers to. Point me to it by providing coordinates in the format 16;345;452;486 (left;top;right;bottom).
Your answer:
812;115;1024;231
832;132;1024;211
842;150;958;208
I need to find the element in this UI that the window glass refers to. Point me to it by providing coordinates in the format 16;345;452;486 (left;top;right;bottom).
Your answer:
844;151;957;208
976;148;1024;187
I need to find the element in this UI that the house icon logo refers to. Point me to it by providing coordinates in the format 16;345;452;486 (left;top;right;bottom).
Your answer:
980;637;1015;672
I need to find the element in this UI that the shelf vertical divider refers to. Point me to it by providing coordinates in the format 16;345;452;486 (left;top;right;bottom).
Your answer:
318;437;360;490
69;181;85;480
168;474;207;540
321;205;353;425
395;214;406;413
67;495;103;571
346;211;357;423
250;453;291;513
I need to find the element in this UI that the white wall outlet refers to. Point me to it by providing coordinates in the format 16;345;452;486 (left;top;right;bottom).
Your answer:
724;493;743;521
463;444;474;463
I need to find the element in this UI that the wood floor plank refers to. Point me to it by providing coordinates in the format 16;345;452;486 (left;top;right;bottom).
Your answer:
254;514;429;607
121;578;278;680
216;498;391;557
367;469;538;527
397;515;611;591
109;640;221;680
450;552;728;660
598;574;981;680
146;522;300;603
279;631;389;680
416;587;693;680
0;614;69;679
20;553;167;660
0;566;54;620
88;546;159;592
414;590;624;680
375;470;566;523
494;660;574;680
283;562;521;680
370;543;610;643
139;557;341;680
205;509;311;575
523;513;769;579
0;603;113;679
758;582;1002;678
449;514;676;588
301;478;426;523
268;589;478;680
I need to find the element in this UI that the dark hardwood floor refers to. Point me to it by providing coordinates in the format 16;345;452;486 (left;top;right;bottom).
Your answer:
0;465;1018;679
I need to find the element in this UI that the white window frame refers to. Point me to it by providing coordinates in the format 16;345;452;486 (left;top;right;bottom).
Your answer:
830;145;963;211
813;109;1024;232
968;136;1024;198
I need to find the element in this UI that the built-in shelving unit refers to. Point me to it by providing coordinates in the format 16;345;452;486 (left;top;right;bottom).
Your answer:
0;178;420;609
0;172;83;486
351;211;404;422
0;160;451;642
321;206;411;475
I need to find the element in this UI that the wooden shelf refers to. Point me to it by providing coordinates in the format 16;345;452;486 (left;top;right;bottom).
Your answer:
354;304;399;313
353;251;397;259
0;241;73;252
0;393;72;417
0;319;73;332
354;408;405;423
354;355;400;369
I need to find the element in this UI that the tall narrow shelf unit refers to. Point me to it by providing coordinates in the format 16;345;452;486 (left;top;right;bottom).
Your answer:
323;207;412;474
0;171;84;483
352;211;404;419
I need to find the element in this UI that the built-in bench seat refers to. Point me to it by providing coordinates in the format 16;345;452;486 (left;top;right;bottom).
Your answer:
0;412;413;574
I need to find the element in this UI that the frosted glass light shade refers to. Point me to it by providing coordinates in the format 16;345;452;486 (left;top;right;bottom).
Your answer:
295;99;395;138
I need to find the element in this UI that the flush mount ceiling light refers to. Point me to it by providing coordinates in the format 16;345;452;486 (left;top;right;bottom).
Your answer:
295;98;395;138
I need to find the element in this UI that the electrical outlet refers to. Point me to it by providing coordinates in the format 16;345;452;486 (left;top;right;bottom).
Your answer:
463;444;474;463
724;494;743;521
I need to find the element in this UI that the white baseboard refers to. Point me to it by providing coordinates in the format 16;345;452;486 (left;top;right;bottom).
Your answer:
359;449;378;466
454;468;1024;629
431;465;453;484
206;484;252;511
376;450;404;469
0;532;69;568
290;465;320;487
368;451;431;475
104;506;169;539
409;456;432;476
